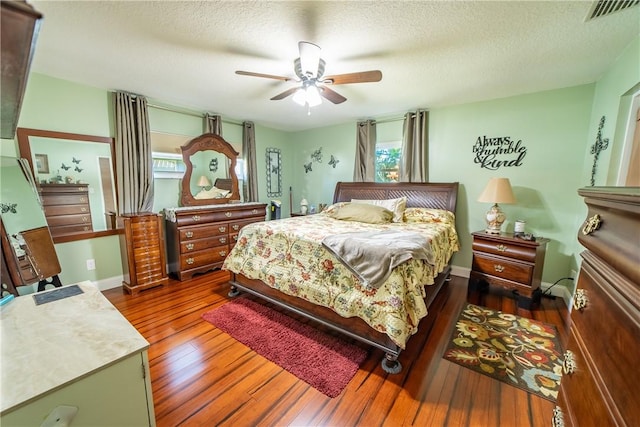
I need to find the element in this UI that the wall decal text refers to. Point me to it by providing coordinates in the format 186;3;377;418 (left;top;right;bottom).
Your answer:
473;136;527;170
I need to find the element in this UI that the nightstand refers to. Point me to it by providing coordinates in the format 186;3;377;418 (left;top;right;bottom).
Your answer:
469;231;549;309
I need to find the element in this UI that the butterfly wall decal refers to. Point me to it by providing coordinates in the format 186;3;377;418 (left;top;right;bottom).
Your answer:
72;157;82;164
328;155;340;168
271;165;279;174
304;162;312;173
311;148;323;163
74;166;83;173
61;163;71;170
1;203;17;214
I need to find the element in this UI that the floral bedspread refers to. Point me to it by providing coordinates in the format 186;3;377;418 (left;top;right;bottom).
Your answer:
222;212;459;349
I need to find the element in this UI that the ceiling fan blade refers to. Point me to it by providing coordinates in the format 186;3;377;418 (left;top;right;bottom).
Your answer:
319;86;347;104
323;70;382;85
235;70;293;82
270;87;299;101
298;41;321;77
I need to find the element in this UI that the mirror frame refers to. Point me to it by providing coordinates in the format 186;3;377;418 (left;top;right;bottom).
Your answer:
266;147;282;197
16;127;122;243
180;133;240;206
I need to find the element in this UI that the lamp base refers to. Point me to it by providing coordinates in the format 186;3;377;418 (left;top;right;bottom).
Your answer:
485;203;506;234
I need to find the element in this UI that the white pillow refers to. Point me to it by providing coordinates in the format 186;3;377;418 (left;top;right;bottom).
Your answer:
194;186;230;199
350;197;407;223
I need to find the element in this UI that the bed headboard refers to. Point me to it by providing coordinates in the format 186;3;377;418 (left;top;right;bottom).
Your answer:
333;182;459;213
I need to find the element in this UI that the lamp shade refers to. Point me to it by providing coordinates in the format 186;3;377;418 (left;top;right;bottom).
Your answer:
477;178;516;204
197;175;211;187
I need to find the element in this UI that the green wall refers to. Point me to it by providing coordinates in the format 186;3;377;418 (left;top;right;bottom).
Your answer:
7;33;638;291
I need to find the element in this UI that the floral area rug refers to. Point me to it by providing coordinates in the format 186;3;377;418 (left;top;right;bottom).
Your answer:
443;303;563;401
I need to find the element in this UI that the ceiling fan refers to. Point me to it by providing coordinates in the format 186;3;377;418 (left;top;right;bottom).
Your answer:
235;41;382;108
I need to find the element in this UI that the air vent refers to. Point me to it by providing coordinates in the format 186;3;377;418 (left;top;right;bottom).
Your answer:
586;0;639;20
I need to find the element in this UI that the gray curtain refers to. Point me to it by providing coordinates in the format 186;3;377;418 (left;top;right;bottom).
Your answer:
400;110;428;182
242;121;258;202
114;91;153;214
353;120;376;182
205;113;222;136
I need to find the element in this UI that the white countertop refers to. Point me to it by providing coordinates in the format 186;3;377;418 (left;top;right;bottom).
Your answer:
0;282;149;414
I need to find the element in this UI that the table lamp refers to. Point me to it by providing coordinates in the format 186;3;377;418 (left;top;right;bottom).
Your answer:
477;177;516;234
197;175;211;191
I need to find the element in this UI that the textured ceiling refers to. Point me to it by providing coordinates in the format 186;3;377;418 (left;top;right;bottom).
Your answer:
29;0;640;132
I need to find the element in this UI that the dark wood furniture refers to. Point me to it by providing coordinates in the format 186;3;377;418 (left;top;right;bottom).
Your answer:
1;0;42;139
554;187;639;427
38;183;93;237
165;203;267;281
229;181;459;373
120;212;168;295
469;231;549;309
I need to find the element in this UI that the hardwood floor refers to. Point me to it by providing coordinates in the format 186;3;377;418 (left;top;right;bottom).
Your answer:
103;272;570;427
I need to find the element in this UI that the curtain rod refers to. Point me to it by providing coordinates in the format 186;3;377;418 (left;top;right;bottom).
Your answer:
147;102;243;127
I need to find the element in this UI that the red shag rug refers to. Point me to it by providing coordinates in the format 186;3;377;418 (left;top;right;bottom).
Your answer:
201;297;368;398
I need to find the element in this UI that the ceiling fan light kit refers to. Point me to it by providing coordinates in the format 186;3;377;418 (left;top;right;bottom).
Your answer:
236;41;383;112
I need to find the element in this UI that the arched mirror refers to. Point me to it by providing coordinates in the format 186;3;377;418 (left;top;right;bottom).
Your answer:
180;133;240;206
17;127;120;243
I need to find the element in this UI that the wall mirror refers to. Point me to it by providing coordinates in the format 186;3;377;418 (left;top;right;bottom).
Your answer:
1;156;61;294
180;133;240;206
266;148;282;198
17;127;120;243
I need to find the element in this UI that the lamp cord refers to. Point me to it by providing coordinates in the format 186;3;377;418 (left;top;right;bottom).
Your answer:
543;277;574;297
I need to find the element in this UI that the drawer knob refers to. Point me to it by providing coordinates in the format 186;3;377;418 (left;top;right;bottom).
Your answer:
581;214;601;235
82;216;89;222
552;407;565;427
219;226;226;232
81;207;87;212
186;243;194;251
83;226;89;231
225;211;232;217
192;215;201;221
219;250;227;257
80;197;87;202
220;237;227;244
573;288;588;310
495;244;507;252
186;257;194;265
233;235;238;241
77;187;84;191
185;231;194;238
252;209;258;214
233;224;240;231
494;264;505;273
563;350;576;375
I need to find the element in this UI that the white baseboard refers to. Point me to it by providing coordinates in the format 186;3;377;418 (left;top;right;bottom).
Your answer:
451;265;572;308
92;275;124;292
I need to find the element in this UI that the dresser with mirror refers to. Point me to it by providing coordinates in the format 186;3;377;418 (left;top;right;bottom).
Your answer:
164;133;266;280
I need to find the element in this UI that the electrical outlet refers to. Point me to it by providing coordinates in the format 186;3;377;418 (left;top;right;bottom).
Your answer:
86;259;96;271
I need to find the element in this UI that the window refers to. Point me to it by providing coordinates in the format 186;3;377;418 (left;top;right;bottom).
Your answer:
152;152;185;179
375;140;401;182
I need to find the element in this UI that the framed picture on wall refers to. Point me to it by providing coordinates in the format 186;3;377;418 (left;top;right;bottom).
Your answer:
35;153;49;174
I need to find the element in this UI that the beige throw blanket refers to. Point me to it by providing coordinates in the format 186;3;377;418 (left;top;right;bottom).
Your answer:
321;230;435;289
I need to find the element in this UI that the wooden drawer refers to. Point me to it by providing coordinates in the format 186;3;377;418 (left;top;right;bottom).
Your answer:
471;253;533;284
46;213;92;227
41;193;89;206
39;184;88;194
180;246;228;270
49;224;92;236
472;236;537;262
174;206;264;226
180;235;228;253
43;204;90;216
179;223;228;241
229;218;261;233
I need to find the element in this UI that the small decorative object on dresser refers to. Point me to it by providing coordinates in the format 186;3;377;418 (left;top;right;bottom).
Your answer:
164;203;266;281
469;230;549;309
554;186;639;426
119;212;168;295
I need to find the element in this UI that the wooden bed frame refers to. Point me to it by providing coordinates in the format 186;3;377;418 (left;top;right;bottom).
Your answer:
229;181;459;373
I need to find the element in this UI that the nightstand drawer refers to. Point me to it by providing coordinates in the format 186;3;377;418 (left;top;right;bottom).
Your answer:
472;253;533;284
472;237;537;262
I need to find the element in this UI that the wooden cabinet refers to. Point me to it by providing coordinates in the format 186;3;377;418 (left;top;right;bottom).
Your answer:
554;187;639;427
120;212;168;295
165;203;266;281
469;231;549;309
38;183;93;237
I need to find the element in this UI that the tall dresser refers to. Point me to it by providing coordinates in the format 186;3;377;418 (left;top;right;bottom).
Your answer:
164;203;266;281
554;187;639;426
38;183;93;237
120;212;168;295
